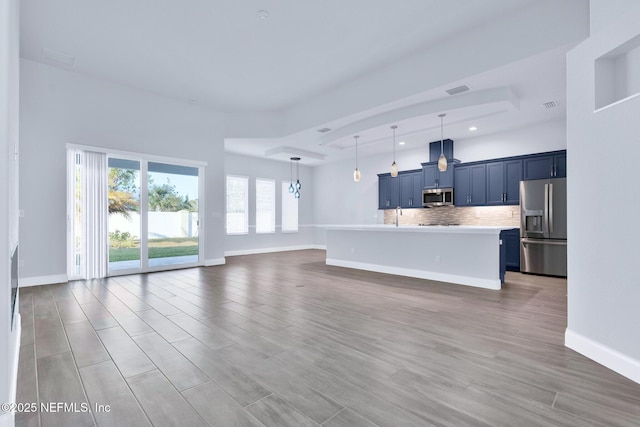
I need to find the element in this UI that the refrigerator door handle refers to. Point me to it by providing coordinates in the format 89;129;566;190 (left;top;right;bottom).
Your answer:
543;183;549;235
521;238;567;246
549;183;554;234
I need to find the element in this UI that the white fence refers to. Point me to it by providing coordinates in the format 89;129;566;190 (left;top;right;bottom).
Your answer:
109;211;198;239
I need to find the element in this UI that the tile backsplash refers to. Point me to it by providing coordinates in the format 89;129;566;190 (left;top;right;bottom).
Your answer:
383;205;520;227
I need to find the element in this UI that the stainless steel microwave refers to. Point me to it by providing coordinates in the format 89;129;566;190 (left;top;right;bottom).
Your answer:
422;188;454;207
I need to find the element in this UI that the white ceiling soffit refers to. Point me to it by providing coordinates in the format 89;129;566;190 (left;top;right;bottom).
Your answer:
321;87;519;149
264;146;326;163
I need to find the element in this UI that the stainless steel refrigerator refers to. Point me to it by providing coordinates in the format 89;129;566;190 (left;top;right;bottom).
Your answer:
520;178;567;277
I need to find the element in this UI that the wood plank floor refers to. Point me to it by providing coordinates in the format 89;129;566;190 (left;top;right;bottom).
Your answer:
15;249;640;427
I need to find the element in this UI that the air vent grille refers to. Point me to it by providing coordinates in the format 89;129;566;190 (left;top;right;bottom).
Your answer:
317;127;332;133
42;48;76;68
543;100;558;109
445;85;470;96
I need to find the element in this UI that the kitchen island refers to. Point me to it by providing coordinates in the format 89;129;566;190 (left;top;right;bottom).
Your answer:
325;225;515;290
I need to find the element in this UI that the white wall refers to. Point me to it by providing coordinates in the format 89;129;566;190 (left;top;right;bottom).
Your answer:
312;119;566;230
0;0;20;423
589;0;638;34
566;0;640;383
224;153;316;254
19;59;227;282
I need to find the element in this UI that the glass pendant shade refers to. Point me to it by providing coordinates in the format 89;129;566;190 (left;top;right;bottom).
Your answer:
438;153;447;172
437;113;448;172
390;161;399;177
289;157;302;197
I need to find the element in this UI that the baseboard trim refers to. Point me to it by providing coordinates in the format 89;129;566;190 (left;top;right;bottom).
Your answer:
565;329;640;384
203;258;226;267
325;258;501;290
19;274;68;287
225;245;326;257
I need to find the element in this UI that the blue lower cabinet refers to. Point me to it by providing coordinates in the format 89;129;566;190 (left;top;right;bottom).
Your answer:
502;228;520;271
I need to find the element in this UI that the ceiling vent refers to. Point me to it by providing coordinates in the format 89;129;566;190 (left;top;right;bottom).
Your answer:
42;48;76;69
542;100;558;109
445;85;470;96
317;127;332;133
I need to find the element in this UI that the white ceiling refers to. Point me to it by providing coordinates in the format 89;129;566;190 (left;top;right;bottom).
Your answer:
20;0;583;165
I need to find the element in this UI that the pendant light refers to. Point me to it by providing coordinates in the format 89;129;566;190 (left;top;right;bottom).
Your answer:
288;158;295;193
438;113;448;172
390;125;399;177
291;157;301;198
353;135;361;182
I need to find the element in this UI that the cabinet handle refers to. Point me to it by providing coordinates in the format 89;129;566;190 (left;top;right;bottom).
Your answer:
550;164;554;177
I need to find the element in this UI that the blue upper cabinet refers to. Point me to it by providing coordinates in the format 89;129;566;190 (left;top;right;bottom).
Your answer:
439;164;454;188
378;174;400;209
554;152;566;178
422;161;456;189
422;163;438;189
454;166;470;206
399;170;422;208
523;151;566;180
454;164;486;206
486;159;522;205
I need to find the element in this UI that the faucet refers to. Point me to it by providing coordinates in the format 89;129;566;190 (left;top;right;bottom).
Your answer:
395;206;403;227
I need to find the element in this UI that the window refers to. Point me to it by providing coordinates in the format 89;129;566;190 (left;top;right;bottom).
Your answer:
256;178;275;234
226;175;248;234
282;182;298;233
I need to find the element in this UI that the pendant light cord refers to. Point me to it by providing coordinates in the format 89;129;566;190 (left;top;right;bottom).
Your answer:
355;135;359;168
393;127;396;162
439;113;446;154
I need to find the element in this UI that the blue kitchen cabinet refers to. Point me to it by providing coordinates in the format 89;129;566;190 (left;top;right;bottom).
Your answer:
454;164;486;206
523;151;566;180
554;152;566;177
378;174;400;209
422;162;455;189
422;163;438;189
399;170;422;208
486;159;522;205
501;228;520;271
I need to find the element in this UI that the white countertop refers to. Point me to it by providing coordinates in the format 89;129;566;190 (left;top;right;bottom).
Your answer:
325;224;517;235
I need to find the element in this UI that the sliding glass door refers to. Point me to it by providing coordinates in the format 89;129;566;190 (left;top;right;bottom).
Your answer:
107;157;202;276
147;162;199;268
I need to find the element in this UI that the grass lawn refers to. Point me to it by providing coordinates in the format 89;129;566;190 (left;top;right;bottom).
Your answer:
109;237;198;262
